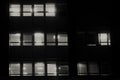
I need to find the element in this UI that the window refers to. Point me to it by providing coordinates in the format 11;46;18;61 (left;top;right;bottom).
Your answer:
23;34;32;46
34;4;44;16
45;4;56;16
34;32;44;46
47;63;57;76
23;63;32;76
9;33;21;46
57;34;68;46
23;5;32;16
9;4;20;16
58;65;69;76
98;33;111;46
47;33;56;46
89;63;99;75
77;63;87;75
9;63;20;76
35;62;45;76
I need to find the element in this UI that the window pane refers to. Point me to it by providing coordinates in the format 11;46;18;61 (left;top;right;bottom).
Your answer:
9;4;20;16
89;63;99;75
23;63;32;76
98;33;111;46
77;63;87;75
87;33;97;46
9;63;20;76
9;33;21;46
58;65;69;76
47;63;57;76
46;4;56;16
58;34;68;46
34;32;44;46
34;4;44;16
23;5;32;16
47;33;56;46
23;34;32;46
35;63;45;76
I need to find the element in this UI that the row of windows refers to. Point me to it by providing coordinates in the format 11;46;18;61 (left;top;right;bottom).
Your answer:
9;32;111;46
9;62;111;76
9;32;68;46
9;4;56;17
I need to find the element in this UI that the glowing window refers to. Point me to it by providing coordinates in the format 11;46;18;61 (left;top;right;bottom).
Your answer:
58;65;69;76
23;5;32;16
9;4;20;16
58;34;68;46
47;33;56;46
23;63;32;76
34;4;44;16
89;63;99;75
9;33;21;46
47;63;57;76
23;34;32;46
35;62;45;76
9;63;20;76
77;63;87;75
98;33;111;46
45;4;56;16
34;32;44;46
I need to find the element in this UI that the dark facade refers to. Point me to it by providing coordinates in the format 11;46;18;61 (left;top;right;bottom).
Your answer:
6;0;114;80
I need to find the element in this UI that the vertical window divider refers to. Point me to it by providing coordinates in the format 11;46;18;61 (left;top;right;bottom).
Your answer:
32;62;34;76
86;61;89;76
21;33;23;46
56;33;58;46
21;62;23;76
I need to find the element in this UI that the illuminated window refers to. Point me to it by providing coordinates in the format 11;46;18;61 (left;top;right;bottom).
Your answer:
47;63;57;76
9;63;20;76
57;34;68;46
23;63;32;76
34;32;44;46
58;65;69;76
23;5;32;16
35;62;45;76
98;33;111;46
77;63;87;75
23;34;32;46
47;33;56;46
45;4;56;16
9;33;21;46
89;63;99;75
34;4;44;16
9;4;20;16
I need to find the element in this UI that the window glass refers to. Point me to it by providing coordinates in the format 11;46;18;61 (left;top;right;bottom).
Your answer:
23;34;32;46
9;4;20;16
47;33;56;46
23;5;32;16
9;33;21;46
58;34;68;46
89;63;99;75
35;62;45;76
34;4;44;16
9;63;20;76
23;63;32;76
34;32;44;46
58;65;69;76
47;63;57;76
45;4;56;16
77;63;87;75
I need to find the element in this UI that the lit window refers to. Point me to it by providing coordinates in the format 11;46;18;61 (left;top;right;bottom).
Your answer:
89;63;99;75
9;33;21;46
58;65;69;76
47;63;57;76
57;34;68;46
77;63;87;75
34;4;44;16
47;33;56;46
23;5;32;16
23;63;32;76
9;4;20;16
34;32;44;46
35;62;45;76
45;4;56;16
9;63;20;76
23;34;32;46
98;33;111;46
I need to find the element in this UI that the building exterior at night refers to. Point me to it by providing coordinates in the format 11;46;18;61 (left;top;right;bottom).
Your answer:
8;0;113;80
